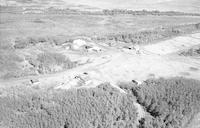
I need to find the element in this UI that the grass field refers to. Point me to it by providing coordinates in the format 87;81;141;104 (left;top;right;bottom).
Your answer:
1;13;200;41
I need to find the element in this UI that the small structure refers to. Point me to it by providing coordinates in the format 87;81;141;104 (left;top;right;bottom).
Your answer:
30;78;40;85
81;45;93;50
88;46;102;52
123;46;133;50
74;75;86;86
83;72;88;75
72;39;87;50
132;80;142;85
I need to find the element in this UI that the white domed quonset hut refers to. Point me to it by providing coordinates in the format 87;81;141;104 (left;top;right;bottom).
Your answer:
71;39;103;52
72;39;87;50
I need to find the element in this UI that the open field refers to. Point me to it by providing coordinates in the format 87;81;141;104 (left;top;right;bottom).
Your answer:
1;13;200;40
0;6;200;128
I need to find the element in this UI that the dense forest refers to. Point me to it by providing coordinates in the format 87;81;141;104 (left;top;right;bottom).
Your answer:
0;84;137;128
119;77;200;128
0;78;200;128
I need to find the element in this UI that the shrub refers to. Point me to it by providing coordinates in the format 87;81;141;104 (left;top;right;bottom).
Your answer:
31;52;76;74
27;37;38;45
14;36;49;49
37;37;47;43
97;23;200;45
179;47;200;56
14;38;28;49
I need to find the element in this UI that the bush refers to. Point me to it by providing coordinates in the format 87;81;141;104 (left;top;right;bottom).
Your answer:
98;23;200;45
27;37;38;45
37;37;47;43
179;47;200;56
14;36;49;49
119;77;200;128
106;30;162;45
29;52;76;74
14;38;28;49
0;83;137;128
